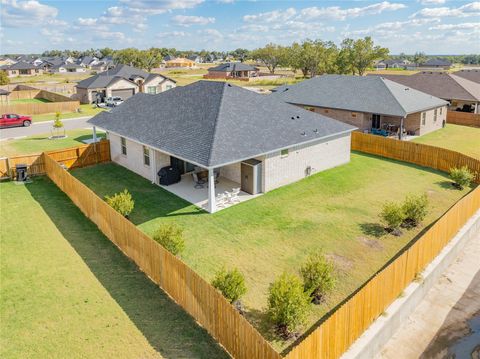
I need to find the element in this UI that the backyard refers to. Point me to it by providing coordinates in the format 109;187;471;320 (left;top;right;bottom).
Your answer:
412;124;480;159
0;129;105;157
0;178;228;359
71;152;473;351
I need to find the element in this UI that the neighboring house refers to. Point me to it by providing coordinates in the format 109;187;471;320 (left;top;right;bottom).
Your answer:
88;81;355;213
51;63;87;73
419;58;452;70
90;60;115;72
75;64;176;104
374;72;480;113
165;57;196;68
0;57;17;66
77;56;99;68
273;74;448;137
204;62;259;79
0;89;10;103
0;61;43;77
374;61;387;70
163;54;175;62
188;55;203;63
453;69;480;84
383;59;412;69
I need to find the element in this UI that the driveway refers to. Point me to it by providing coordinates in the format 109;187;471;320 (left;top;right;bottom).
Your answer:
0;116;94;140
377;229;480;359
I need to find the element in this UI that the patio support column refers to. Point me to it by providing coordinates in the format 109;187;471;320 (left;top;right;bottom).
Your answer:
475;102;479;114
208;168;216;213
399;117;405;140
151;149;156;184
92;126;97;143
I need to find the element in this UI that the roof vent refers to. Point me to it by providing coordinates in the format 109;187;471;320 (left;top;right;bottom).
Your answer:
227;83;232;87
313;129;319;134
291;116;295;120
301;131;306;136
296;115;300;119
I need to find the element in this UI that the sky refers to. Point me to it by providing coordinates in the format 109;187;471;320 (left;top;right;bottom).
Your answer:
1;0;479;55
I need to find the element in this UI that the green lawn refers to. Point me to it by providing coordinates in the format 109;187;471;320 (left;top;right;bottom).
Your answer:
10;98;51;104
0;178;228;359
31;104;105;123
0;129;106;157
72;152;473;351
412;124;480;159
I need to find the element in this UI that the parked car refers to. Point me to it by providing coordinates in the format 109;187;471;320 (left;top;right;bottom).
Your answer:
0;114;32;128
105;96;124;107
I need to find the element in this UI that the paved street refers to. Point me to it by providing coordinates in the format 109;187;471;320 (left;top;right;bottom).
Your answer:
0;116;94;140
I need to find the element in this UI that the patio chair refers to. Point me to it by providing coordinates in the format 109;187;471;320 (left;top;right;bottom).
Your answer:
227;188;241;204
192;172;205;189
216;193;228;208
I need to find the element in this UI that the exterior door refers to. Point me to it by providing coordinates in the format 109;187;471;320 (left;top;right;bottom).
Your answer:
371;114;381;129
241;163;254;194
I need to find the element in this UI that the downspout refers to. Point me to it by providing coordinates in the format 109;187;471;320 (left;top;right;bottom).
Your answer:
399;117;405;140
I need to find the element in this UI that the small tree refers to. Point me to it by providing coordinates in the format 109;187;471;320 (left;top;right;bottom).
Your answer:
449;166;474;190
402;193;428;228
152;223;185;256
300;252;335;304
52;112;64;137
105;189;134;218
212;267;247;304
0;71;9;85
380;201;405;235
267;272;310;338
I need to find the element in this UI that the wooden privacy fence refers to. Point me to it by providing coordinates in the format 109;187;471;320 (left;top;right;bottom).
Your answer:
0;140;110;179
0;101;80;115
283;133;480;359
43;152;280;359
351;131;480;182
447;111;480;128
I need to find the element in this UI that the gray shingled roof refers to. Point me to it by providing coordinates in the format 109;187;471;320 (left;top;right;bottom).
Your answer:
453;70;480;84
372;72;480;101
88;81;355;168
0;89;10;95
208;62;258;72
76;64;175;89
273;75;447;117
7;61;38;70
420;58;451;67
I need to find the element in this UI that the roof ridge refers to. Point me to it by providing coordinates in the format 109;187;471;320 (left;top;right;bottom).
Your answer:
381;77;408;116
206;82;229;167
449;73;480;101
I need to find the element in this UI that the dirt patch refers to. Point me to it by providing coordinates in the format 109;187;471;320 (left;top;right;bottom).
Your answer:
327;253;354;272
358;236;384;250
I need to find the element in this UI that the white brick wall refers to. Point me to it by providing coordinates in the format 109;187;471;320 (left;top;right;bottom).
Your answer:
109;133;153;181
263;133;351;192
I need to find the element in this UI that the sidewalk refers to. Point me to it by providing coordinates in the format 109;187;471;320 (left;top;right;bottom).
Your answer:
377;231;480;358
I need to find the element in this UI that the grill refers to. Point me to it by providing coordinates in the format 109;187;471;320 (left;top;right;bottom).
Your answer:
158;166;181;186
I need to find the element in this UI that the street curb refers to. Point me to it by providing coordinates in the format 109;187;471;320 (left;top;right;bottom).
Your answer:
33;116;93;125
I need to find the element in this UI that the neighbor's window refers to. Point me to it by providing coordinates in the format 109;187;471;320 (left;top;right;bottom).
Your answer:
439;107;443;115
143;146;150;166
421;112;426;125
351;112;357;118
147;86;157;94
281;149;289;157
121;137;127;155
324;109;329;113
434;109;438;122
166;85;173;90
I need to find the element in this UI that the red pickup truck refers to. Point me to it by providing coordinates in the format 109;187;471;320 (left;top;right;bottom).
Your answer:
0;114;32;128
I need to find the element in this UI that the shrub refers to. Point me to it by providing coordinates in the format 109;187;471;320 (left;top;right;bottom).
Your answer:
380;201;405;233
212;267;247;303
267;272;310;337
152;223;185;256
0;71;9;85
105;189;134;218
402;193;428;227
449;166;474;190
53;112;63;128
300;252;335;304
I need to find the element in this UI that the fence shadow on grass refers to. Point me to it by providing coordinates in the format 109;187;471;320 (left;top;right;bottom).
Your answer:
26;176;229;359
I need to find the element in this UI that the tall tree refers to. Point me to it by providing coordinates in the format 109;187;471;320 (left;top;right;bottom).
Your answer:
337;37;388;75
250;44;287;74
413;51;427;65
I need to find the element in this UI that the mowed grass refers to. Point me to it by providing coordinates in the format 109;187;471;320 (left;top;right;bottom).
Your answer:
0;129;106;157
10;98;51;104
72;152;473;351
412;124;480;159
0;178;228;359
32;104;105;123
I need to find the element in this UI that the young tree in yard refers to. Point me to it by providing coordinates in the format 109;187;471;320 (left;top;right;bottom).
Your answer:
250;43;287;74
212;267;247;304
449;166;475;190
380;201;405;235
267;272;310;338
152;223;185;256
300;252;336;304
0;71;9;85
105;189;135;218
402;193;429;228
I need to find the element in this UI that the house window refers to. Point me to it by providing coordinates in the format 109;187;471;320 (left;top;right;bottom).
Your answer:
121;137;127;155
147;86;157;94
351;112;357;118
166;85;173;90
281;149;289;157
434;109;438;122
421;112;426;126
143;146;150;166
324;109;329;113
439;107;443;115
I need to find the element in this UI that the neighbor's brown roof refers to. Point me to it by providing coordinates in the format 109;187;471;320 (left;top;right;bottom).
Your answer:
452;70;480;84
370;72;480;102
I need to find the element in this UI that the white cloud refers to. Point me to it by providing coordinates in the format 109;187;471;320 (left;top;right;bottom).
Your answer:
300;1;407;21
419;0;445;4
76;17;98;26
157;31;187;38
411;2;480;17
244;8;297;23
172;15;215;26
119;0;204;14
429;22;480;30
1;0;58;27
